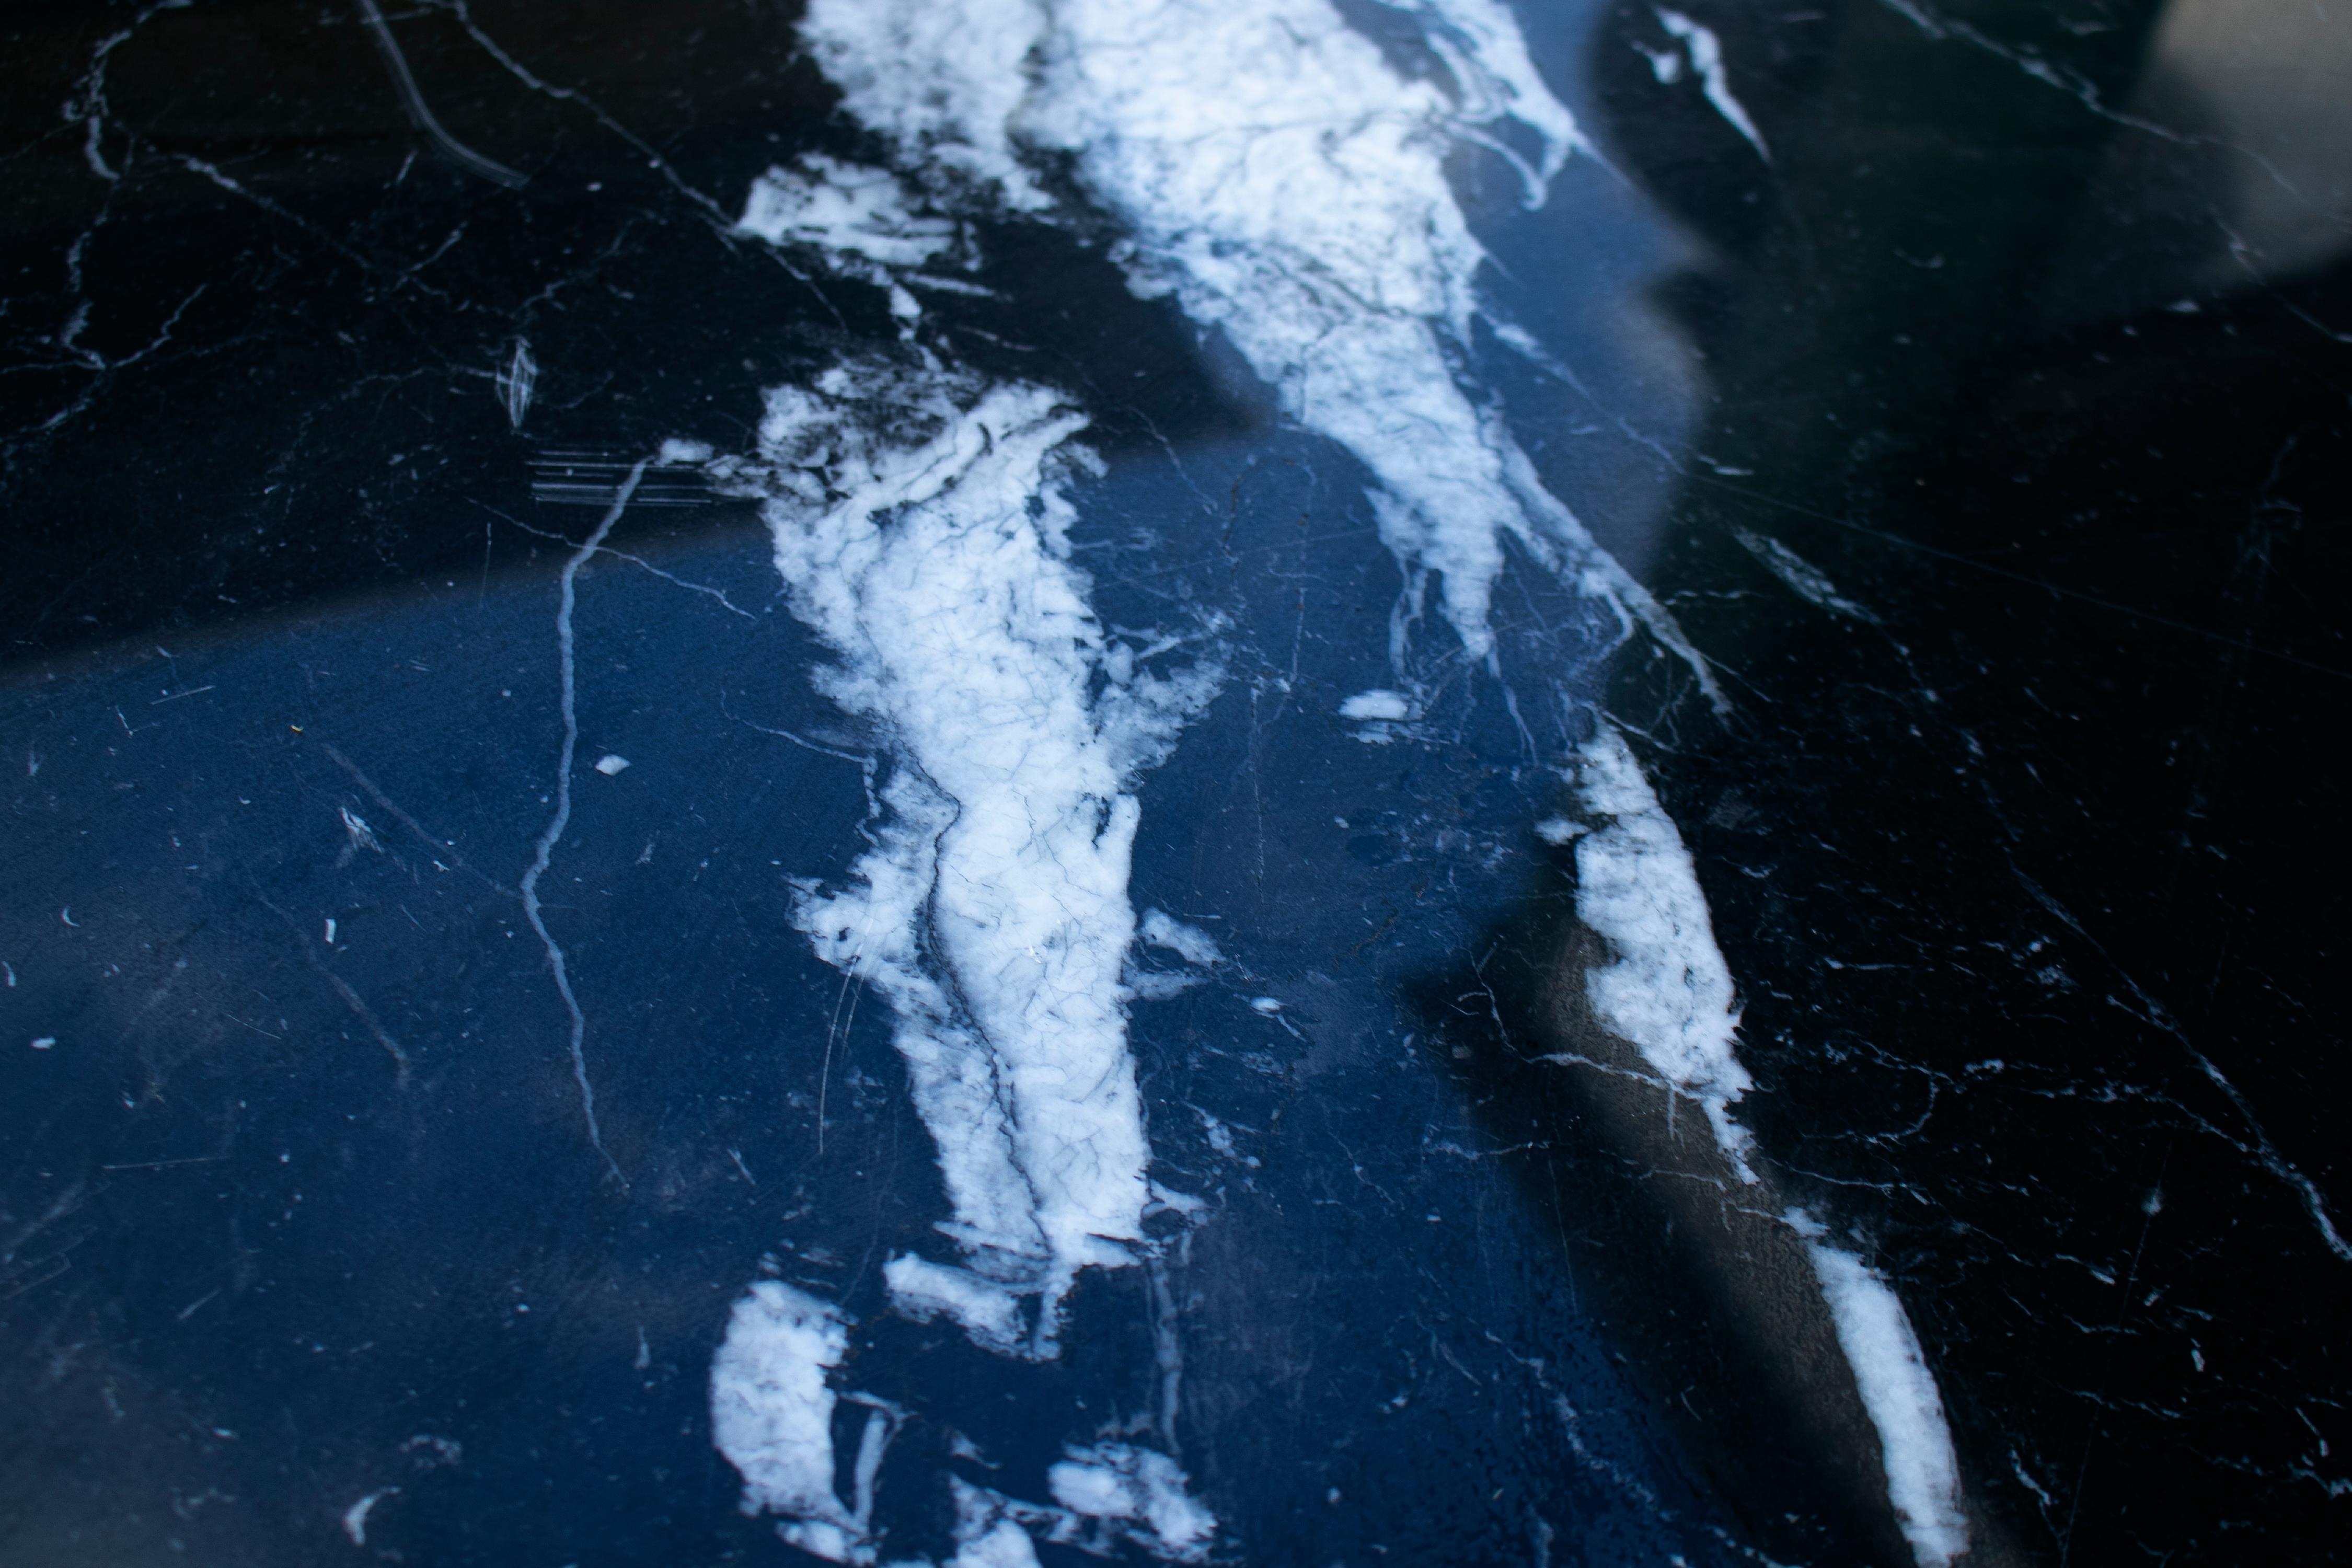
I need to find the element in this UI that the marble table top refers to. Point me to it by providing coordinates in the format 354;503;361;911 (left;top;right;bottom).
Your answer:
4;2;2347;1564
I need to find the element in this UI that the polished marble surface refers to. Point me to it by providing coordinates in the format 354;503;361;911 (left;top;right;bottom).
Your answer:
3;2;2348;1564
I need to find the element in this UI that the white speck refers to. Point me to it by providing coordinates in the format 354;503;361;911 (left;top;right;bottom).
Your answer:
659;437;712;464
2191;1343;2205;1371
3;961;15;987
324;918;337;945
1655;9;1771;161
593;754;631;776
59;908;77;927
1534;816;1585;846
2165;298;2200;314
341;1488;398;1546
1339;688;1413;722
31;1037;56;1051
1249;996;1283;1016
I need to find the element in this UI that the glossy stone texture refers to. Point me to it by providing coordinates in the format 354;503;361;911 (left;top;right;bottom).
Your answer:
3;2;2347;1566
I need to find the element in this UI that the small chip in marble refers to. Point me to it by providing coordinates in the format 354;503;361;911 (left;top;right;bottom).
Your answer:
594;754;631;776
30;1036;57;1050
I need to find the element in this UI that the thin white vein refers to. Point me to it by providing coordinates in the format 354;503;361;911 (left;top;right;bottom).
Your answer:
70;0;191;183
437;0;736;226
517;461;646;1186
2015;865;2350;1264
481;503;756;618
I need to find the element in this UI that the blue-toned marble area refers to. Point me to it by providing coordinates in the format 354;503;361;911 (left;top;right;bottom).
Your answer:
4;2;2348;1566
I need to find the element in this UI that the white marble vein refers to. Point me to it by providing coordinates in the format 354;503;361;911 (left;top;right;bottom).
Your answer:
1569;721;1756;1175
1574;718;1970;1567
801;0;1724;705
724;364;1219;1338
1792;1212;1971;1568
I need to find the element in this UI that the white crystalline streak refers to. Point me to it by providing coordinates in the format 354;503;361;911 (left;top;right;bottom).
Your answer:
1734;527;1880;622
1048;1444;1218;1564
800;0;1722;702
1570;721;1756;1173
1339;688;1414;722
1800;1227;1971;1567
750;365;1218;1335
884;1252;1027;1355
736;155;958;271
1654;9;1771;161
951;1479;1050;1568
709;1282;872;1564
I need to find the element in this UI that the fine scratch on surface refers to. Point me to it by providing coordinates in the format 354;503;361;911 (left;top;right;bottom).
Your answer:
254;890;411;1087
495;338;537;429
322;741;515;894
516;460;650;1186
171;155;385;276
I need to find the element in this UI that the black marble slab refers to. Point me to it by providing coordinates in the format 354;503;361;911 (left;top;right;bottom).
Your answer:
4;2;2347;1565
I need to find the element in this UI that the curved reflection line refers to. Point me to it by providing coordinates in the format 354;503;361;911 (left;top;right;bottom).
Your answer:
354;0;528;189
